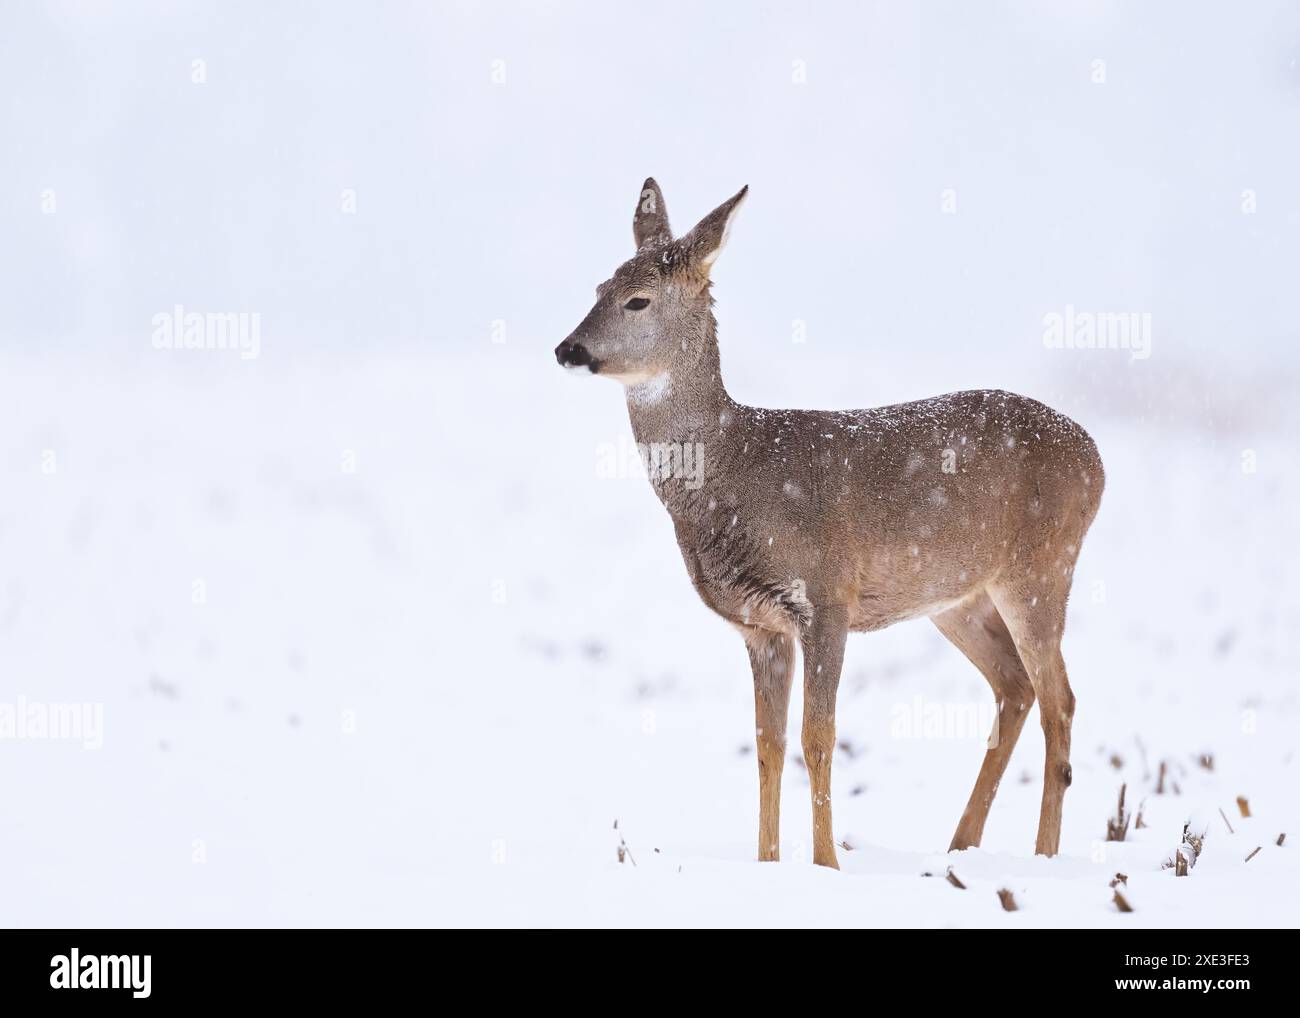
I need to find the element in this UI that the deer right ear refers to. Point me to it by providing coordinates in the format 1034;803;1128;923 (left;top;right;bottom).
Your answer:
633;177;672;251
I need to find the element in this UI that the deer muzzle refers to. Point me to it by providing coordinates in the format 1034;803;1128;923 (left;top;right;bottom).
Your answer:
554;339;597;372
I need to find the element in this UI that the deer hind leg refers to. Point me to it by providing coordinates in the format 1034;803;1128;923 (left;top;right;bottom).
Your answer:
987;582;1075;857
799;604;849;869
743;628;795;862
932;591;1036;852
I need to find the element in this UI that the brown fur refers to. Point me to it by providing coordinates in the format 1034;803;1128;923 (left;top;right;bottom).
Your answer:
556;179;1104;866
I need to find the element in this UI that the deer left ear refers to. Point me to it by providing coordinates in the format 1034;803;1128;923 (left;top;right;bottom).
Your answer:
633;177;672;251
681;185;748;270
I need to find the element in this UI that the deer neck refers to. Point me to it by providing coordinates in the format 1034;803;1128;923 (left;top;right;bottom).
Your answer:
624;310;732;446
623;310;736;519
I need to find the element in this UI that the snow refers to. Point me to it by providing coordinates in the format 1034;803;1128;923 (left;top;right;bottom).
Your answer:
1;347;1295;928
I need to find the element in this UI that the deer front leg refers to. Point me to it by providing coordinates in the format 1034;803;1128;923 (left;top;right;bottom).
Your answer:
745;629;795;861
800;604;849;869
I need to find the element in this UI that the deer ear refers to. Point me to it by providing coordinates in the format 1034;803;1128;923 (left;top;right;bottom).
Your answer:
633;177;672;251
680;185;748;270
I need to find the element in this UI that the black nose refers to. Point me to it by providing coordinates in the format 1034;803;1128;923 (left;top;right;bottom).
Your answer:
554;340;593;368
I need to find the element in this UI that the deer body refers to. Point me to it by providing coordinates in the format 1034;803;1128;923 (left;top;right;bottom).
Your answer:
557;180;1103;868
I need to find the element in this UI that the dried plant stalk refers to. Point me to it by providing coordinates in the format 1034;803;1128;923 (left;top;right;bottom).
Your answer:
1106;784;1131;842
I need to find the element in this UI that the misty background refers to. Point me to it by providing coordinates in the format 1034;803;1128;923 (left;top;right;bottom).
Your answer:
3;1;1297;373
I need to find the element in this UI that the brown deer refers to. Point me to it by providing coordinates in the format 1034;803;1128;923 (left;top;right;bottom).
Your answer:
555;179;1104;868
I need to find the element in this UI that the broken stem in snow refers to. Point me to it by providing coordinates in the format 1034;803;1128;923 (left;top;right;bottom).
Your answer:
1106;783;1130;842
613;819;636;867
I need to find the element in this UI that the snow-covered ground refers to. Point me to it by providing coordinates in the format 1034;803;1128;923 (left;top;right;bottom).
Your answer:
2;345;1295;927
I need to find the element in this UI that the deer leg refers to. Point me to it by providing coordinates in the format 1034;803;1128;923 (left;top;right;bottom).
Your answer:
744;629;795;862
800;604;848;869
988;585;1075;857
932;591;1036;851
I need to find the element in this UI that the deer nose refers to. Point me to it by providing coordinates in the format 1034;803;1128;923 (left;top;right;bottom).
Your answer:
554;340;594;369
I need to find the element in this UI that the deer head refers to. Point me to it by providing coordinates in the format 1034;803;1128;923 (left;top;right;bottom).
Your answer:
554;178;747;386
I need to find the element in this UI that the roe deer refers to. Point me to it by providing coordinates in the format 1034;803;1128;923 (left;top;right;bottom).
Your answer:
555;179;1104;868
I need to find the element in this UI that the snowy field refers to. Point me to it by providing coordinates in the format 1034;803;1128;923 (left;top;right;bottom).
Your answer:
1;346;1295;928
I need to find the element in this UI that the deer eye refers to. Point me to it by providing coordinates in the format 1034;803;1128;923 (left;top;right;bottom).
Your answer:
624;297;650;311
